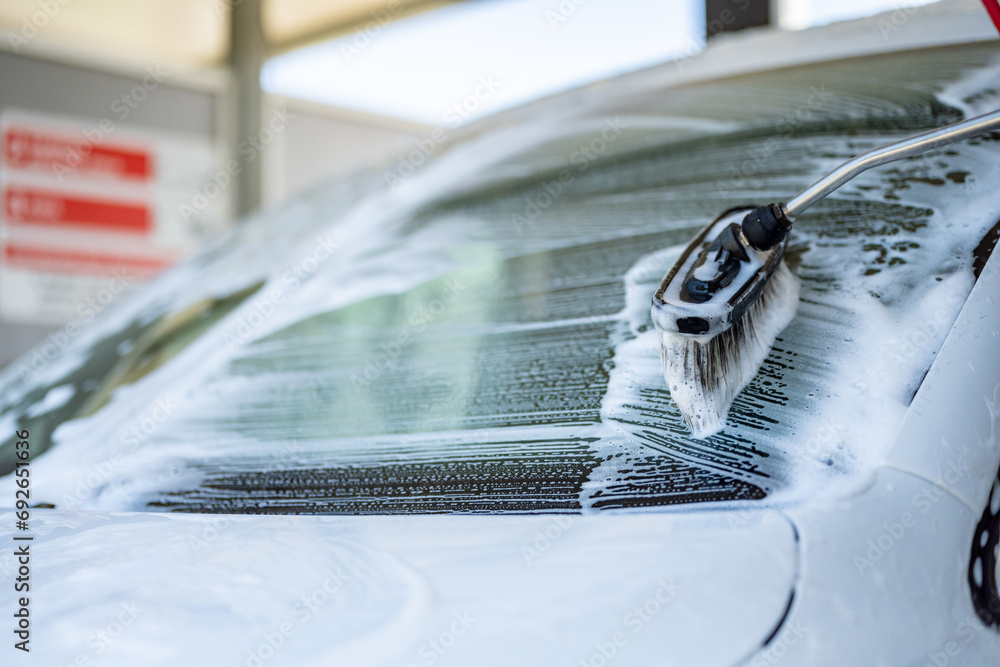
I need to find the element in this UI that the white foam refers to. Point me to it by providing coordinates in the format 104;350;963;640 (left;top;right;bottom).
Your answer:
25;384;75;418
659;260;800;438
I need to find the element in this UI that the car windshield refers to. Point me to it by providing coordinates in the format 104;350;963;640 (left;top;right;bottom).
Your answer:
2;41;999;514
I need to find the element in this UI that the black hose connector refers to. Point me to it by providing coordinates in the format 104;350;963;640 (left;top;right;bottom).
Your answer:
741;204;793;250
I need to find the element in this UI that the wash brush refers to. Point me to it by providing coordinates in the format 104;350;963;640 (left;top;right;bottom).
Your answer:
651;108;1000;438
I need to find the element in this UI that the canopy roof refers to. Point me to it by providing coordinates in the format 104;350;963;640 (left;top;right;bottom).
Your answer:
0;0;452;71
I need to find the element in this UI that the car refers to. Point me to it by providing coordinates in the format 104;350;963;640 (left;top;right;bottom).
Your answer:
2;2;1000;665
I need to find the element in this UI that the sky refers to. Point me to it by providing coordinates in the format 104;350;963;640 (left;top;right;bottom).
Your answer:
261;0;941;127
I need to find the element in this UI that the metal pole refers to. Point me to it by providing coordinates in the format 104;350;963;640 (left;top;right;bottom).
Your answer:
229;0;266;217
783;109;1000;219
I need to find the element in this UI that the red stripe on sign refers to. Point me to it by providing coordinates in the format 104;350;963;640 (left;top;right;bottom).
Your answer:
3;128;152;180
3;243;173;277
3;186;151;233
984;0;1000;33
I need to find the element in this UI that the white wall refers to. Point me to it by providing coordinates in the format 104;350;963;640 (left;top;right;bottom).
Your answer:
263;95;431;204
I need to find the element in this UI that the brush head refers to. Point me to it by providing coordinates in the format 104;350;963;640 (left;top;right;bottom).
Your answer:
651;206;800;437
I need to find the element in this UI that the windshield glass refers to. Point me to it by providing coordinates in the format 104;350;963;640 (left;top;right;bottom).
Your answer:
2;42;999;514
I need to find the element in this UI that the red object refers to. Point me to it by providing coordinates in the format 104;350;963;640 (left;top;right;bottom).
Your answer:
2;127;151;180
3;243;172;278
3;186;151;234
984;0;1000;34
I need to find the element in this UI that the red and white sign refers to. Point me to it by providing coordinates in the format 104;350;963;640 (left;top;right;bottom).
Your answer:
4;186;152;233
4;244;171;279
1;110;228;325
3;127;152;181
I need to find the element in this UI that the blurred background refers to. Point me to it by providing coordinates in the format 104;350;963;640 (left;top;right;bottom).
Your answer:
0;0;942;367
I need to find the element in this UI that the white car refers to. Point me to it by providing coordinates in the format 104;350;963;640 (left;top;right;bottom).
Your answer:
2;2;1000;665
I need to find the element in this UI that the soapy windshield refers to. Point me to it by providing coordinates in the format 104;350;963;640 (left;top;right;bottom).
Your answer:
2;43;999;513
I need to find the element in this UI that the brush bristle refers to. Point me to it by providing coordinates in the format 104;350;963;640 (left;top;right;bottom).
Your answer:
659;260;800;438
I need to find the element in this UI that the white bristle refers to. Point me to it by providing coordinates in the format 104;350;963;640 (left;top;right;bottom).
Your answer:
659;260;800;438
